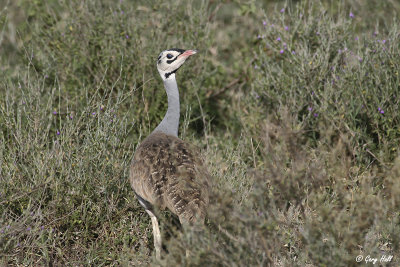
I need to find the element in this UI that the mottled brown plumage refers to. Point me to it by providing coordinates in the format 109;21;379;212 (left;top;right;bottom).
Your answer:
130;132;210;223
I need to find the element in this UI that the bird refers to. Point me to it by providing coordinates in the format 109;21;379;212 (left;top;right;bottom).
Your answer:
129;48;210;259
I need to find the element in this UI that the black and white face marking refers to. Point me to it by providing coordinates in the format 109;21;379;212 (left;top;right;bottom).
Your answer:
156;48;197;80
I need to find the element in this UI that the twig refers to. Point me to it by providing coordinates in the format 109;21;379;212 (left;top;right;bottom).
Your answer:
208;2;223;22
365;149;390;170
207;57;255;98
207;78;240;98
0;183;47;205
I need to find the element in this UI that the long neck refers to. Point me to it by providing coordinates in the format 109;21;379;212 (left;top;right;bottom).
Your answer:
153;74;180;136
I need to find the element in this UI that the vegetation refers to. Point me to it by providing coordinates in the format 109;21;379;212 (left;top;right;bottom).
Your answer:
1;0;399;266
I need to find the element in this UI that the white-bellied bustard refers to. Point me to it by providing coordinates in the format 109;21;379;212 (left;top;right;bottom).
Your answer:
130;48;210;259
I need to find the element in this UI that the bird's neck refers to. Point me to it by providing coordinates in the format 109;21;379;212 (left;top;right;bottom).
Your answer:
153;74;180;136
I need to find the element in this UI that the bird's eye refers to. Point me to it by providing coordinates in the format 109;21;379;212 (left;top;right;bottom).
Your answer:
166;54;173;59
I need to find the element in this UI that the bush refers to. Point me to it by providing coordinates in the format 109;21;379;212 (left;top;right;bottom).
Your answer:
1;0;399;266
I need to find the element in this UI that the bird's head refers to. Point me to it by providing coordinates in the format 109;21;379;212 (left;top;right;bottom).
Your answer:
157;48;197;81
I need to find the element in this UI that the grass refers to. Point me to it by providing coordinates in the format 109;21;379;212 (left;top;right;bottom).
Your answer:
1;0;400;266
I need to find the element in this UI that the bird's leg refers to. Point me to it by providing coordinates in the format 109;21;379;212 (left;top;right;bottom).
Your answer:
146;209;162;259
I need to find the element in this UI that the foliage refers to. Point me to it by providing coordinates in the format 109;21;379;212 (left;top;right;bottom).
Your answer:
1;0;399;266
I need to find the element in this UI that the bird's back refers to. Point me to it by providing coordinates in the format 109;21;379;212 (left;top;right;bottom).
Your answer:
130;132;210;223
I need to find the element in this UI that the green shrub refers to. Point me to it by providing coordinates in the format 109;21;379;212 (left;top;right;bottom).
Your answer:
1;0;399;266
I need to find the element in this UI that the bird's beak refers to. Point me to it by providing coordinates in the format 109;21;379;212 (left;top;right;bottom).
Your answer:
179;49;198;58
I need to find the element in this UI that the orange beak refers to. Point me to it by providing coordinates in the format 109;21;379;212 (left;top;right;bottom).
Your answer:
179;49;198;58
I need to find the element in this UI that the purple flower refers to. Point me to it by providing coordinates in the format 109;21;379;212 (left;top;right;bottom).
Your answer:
378;107;384;114
92;112;96;115
69;115;73;120
349;12;354;18
280;8;285;13
284;26;289;31
313;113;318;117
291;50;296;55
100;106;104;111
120;10;124;15
276;37;281;41
27;227;31;231
308;107;313;111
316;31;320;35
52;111;57;115
355;36;359;41
280;49;284;54
257;34;262;39
373;31;378;37
41;226;45;230
125;34;129;39
270;24;274;28
263;20;267;26
56;130;60;135
382;39;386;44
358;57;363;62
283;42;287;48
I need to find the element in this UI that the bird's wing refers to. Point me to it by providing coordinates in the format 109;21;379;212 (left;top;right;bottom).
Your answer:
130;132;210;222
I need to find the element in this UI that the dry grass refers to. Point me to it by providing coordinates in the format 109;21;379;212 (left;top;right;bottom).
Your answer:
1;0;399;266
